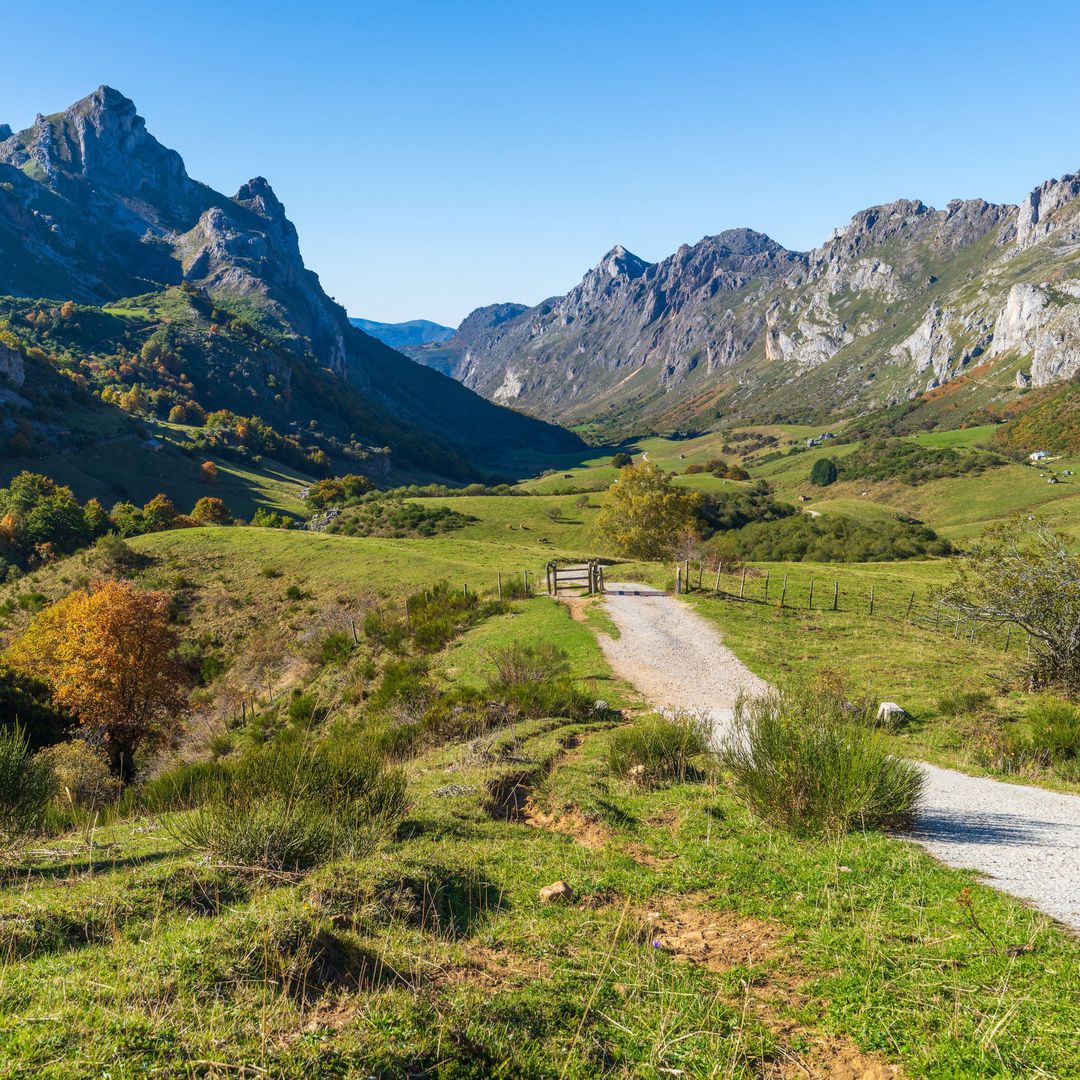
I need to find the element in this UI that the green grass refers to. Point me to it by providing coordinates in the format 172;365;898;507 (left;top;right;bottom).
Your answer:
2;594;1078;1077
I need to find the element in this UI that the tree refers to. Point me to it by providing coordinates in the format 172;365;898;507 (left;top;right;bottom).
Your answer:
941;519;1080;692
594;461;703;560
191;497;230;525
142;494;179;533
83;498;111;539
199;460;218;484
167;404;188;424
810;457;838;486
5;580;186;779
612;452;634;469
109;501;146;538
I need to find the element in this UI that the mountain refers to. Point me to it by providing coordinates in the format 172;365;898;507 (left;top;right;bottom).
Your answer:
0;87;580;484
445;178;1080;434
405;303;530;377
349;317;454;350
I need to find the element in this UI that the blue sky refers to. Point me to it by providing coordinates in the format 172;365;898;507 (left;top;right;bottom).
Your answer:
3;1;1079;325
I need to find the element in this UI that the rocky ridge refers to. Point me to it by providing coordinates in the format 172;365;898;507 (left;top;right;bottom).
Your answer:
429;170;1080;429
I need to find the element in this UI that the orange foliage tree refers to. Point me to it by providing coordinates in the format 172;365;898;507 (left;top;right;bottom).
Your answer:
199;460;218;483
5;580;187;779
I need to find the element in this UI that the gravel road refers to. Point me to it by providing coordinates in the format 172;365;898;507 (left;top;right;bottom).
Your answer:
598;583;1080;930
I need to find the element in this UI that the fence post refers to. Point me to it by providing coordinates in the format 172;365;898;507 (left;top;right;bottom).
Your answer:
808;578;814;610
698;564;703;590
969;618;977;644
905;591;915;620
675;564;682;594
779;574;788;609
869;586;875;616
953;611;961;639
523;570;529;596
684;560;690;592
739;567;746;600
763;569;770;603
1004;625;1011;654
714;563;722;595
832;580;838;611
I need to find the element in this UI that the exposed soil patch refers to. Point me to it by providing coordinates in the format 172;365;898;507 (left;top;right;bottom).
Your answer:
435;944;550;989
521;802;610;849
642;895;905;1079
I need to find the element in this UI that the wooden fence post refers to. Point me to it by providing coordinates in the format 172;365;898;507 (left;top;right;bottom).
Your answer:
953;612;961;639
808;578;814;610
714;563;722;595
697;564;703;590
739;567;746;600
779;574;788;609
684;560;690;592
969;618;977;644
869;586;875;616
905;591;915;620
350;618;357;644
675;564;682;595
832;580;838;611
1004;625;1012;654
763;569;770;603
501;571;506;599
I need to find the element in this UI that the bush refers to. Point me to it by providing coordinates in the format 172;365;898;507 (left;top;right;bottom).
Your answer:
488;642;570;687
612;452;633;468
0;724;54;849
168;740;407;872
718;680;924;837
37;739;118;814
810;457;837;486
608;713;710;787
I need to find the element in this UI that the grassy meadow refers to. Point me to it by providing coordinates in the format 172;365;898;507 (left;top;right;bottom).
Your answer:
1;416;1079;1077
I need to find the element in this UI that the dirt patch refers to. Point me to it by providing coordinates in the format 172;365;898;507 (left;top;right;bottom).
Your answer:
644;899;779;971
559;595;589;624
522;801;610;849
643;895;905;1079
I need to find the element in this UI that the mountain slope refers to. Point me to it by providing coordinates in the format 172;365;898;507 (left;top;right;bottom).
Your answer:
449;175;1080;434
0;87;580;482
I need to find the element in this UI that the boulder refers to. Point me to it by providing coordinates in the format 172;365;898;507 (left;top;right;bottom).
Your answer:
877;702;907;725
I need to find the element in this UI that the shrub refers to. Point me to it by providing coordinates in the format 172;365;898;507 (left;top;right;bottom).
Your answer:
91;533;142;575
284;584;305;601
168;740;407;872
488;641;570;687
319;631;354;666
810;457;837;486
0;724;54;849
718;680;924;837
608;713;710;787
612;452;633;468
37;739;119;814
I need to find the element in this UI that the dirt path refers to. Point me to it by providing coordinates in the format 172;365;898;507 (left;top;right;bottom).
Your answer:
597;583;1080;930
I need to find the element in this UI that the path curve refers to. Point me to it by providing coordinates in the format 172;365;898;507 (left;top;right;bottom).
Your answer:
597;583;1080;930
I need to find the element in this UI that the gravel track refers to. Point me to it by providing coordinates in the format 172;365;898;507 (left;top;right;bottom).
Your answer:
597;583;1080;930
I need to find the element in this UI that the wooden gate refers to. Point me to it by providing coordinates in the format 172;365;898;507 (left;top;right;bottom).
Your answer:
546;561;604;595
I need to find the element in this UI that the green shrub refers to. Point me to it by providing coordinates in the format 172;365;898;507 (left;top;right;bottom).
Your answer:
608;713;710;787
488;641;570;687
284;584;305;601
0;724;55;849
810;457;837;486
319;631;354;666
719;681;924;837
168;740;407;872
1025;700;1080;761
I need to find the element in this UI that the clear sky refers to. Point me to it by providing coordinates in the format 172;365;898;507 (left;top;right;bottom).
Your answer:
3;1;1079;326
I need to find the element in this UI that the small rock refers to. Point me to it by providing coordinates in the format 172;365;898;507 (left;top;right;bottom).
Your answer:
539;880;574;904
877;701;906;725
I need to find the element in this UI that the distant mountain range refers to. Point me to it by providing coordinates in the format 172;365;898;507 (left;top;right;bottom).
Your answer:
0;87;579;485
408;173;1080;435
349;317;454;350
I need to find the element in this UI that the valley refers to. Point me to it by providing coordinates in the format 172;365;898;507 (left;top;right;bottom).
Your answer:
1;77;1080;1080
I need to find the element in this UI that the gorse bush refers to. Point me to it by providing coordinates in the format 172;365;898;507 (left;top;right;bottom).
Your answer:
608;712;710;787
718;680;924;837
488;641;570;687
0;724;54;849
168;740;407;872
37;739;118;814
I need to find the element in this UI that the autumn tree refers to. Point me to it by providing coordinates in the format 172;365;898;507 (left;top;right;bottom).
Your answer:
142;494;178;532
199;460;218;483
191;496;231;525
594;461;703;560
5;580;186;779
